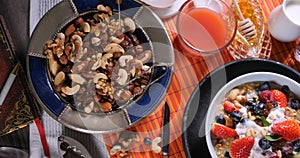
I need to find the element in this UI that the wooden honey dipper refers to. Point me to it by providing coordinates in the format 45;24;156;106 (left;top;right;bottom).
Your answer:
232;0;257;41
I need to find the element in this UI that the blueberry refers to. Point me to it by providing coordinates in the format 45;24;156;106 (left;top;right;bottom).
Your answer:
290;98;300;110
230;111;242;123
215;114;226;125
224;151;231;158
259;138;271;150
259;82;271;91
253;102;266;115
143;137;152;145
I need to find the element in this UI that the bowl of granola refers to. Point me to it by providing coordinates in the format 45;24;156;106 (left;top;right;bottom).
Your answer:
206;72;300;158
27;0;174;133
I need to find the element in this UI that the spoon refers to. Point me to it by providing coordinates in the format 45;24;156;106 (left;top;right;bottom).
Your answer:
232;0;257;41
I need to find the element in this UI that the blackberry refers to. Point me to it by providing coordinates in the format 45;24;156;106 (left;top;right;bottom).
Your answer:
290;98;300;110
259;82;271;91
245;100;256;111
281;85;290;96
259;138;271;150
293;139;300;152
215;114;226;125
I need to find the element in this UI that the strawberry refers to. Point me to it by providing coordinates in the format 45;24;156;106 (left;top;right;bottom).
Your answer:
230;136;254;158
211;123;237;139
271;120;300;142
271;89;287;107
224;101;238;113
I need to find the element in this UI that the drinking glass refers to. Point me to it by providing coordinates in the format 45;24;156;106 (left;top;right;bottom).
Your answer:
176;0;237;56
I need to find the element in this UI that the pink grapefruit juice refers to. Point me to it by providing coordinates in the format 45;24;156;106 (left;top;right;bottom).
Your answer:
178;7;227;52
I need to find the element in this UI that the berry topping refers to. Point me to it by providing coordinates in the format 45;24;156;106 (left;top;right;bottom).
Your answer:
271;120;300;142
230;111;242;123
258;138;271;150
259;82;271;91
290;98;300;110
230;136;254;158
252;102;266;115
281;85;290;96
259;90;274;103
215;114;226;125
271;90;287;107
211;123;237;139
224;101;238;113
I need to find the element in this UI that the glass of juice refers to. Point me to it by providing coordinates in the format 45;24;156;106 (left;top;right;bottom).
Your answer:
176;0;237;56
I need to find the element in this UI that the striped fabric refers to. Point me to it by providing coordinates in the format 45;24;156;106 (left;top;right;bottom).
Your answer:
103;0;300;157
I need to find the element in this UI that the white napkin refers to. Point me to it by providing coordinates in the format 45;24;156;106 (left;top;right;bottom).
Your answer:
29;1;110;158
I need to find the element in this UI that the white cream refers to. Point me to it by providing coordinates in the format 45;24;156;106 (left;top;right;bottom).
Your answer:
266;107;286;124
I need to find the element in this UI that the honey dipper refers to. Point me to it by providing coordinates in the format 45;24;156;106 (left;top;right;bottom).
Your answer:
232;0;257;41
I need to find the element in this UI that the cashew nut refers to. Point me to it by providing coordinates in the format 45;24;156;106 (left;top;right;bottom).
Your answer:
82;22;90;33
69;74;86;85
94;73;108;83
56;33;65;43
151;137;162;153
91;37;101;46
49;58;61;76
137;50;152;64
110;36;124;44
61;85;80;96
116;69;128;85
97;4;107;12
104;43;124;54
118;55;133;67
110;145;122;155
101;53;113;69
54;71;65;86
84;101;94;113
124;17;136;33
71;35;83;50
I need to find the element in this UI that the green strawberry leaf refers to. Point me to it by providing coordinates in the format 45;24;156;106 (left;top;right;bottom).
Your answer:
256;116;271;127
264;135;282;142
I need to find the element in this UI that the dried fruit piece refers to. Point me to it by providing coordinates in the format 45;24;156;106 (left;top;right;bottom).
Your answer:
211;123;237;138
271;120;300;142
271;89;287;107
230;136;254;158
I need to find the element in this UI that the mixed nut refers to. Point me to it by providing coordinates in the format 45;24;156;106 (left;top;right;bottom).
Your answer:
43;4;153;113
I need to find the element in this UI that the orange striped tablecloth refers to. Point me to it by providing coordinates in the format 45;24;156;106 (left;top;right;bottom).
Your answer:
103;0;300;157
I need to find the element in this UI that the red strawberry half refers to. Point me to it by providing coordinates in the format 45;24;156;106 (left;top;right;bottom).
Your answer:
271;120;300;142
224;101;238;113
271;89;287;107
230;136;254;158
211;123;237;139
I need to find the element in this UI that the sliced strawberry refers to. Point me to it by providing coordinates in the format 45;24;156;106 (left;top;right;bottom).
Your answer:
211;123;237;139
271;120;300;142
230;136;254;158
224;101;238;113
271;89;287;107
